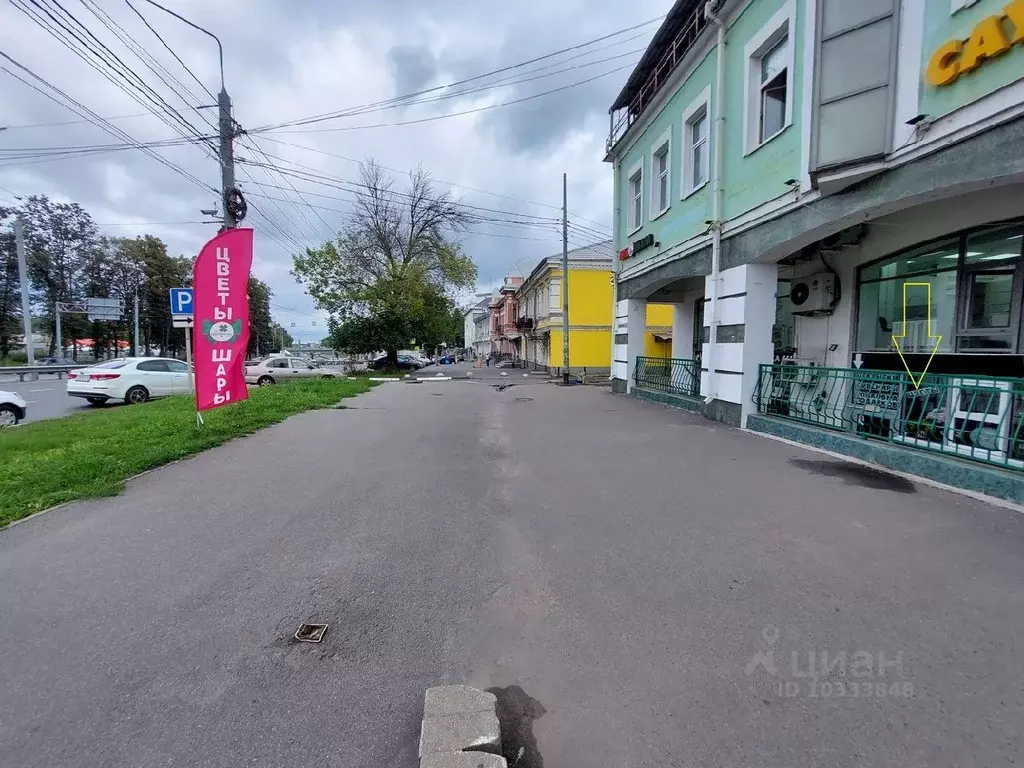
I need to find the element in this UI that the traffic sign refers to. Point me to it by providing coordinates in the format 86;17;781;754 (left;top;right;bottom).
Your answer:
169;288;194;316
172;318;195;329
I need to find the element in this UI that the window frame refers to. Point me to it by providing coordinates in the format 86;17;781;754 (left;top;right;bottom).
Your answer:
853;219;1024;356
649;129;672;220
681;86;712;199
625;158;644;235
743;1;795;156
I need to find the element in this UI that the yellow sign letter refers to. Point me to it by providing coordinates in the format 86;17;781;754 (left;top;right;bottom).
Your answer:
926;39;964;85
960;15;1012;72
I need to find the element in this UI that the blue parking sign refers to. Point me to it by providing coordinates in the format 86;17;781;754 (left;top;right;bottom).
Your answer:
169;288;194;316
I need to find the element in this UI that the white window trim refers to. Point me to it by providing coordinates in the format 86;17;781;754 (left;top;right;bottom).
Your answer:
743;0;796;156
625;158;644;235
681;85;712;199
649;128;672;220
950;0;979;13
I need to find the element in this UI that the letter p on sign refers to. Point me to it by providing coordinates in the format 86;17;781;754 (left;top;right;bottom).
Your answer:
170;288;194;316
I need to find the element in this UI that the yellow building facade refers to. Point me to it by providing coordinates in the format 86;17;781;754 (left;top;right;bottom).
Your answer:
515;243;678;374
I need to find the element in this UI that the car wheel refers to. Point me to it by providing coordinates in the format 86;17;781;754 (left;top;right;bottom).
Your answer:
320;374;334;379
257;375;275;386
86;397;106;405
0;405;19;426
125;386;149;405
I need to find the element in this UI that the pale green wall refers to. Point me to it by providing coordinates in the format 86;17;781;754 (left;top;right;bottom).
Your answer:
920;0;1024;118
614;0;803;262
616;46;717;252
722;0;803;221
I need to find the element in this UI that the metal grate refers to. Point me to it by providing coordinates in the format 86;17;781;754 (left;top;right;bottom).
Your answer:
634;356;701;397
754;363;1024;471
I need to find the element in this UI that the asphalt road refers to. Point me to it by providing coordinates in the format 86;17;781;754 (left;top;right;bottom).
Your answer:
0;377;98;423
1;375;1023;767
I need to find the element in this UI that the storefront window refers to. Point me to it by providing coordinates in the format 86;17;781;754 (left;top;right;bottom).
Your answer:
856;238;958;353
856;222;1024;354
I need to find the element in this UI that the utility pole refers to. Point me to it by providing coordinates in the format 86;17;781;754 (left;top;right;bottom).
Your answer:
140;0;237;233
133;290;140;356
14;218;35;368
561;173;570;386
54;301;61;359
218;86;237;230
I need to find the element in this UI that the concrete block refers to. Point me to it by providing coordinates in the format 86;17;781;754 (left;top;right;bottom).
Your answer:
420;753;507;768
419;712;501;757
424;685;496;717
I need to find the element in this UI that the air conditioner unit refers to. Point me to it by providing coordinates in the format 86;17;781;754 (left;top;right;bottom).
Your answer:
790;272;835;315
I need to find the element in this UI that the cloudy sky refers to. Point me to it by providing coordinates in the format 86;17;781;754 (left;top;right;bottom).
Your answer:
0;0;665;341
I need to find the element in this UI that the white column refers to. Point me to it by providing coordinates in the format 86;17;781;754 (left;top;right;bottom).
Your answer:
700;264;777;426
671;302;694;360
625;297;647;393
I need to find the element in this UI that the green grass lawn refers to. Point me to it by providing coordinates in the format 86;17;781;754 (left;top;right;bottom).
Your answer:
0;378;374;527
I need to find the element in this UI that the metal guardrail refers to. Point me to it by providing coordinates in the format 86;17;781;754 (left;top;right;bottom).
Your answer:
754;363;1024;471
0;364;87;382
634;356;700;397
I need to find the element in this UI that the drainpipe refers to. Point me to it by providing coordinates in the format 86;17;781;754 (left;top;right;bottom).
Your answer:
611;160;620;381
703;0;726;404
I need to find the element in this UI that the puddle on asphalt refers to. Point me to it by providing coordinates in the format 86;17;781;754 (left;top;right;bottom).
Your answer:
485;685;546;768
789;458;916;494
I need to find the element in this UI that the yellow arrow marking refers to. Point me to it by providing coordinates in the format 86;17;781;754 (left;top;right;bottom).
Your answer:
892;281;942;389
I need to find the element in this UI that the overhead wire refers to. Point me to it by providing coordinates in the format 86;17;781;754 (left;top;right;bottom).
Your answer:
253;63;638;135
252;15;663;132
14;0;217;161
0;51;215;193
255;135;612;235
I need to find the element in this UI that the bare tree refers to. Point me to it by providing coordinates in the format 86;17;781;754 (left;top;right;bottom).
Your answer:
292;160;477;364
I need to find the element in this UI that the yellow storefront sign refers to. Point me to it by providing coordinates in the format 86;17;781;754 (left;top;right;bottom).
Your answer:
926;0;1024;86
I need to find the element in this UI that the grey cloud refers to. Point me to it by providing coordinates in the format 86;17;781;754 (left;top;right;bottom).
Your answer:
387;45;438;96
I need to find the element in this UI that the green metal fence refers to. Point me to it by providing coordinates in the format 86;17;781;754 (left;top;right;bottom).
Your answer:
635;356;700;397
754;363;1024;471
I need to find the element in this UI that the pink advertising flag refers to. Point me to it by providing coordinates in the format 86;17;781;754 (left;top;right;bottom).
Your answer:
192;228;254;412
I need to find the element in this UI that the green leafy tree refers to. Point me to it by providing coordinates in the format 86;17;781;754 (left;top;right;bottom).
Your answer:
246;276;275;357
0;214;21;359
292;160;477;364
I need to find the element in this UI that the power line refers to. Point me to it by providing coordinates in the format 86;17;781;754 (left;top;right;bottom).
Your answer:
253;15;663;132
0;50;215;193
0;111;151;130
14;0;216;159
253;63;637;135
255;135;611;234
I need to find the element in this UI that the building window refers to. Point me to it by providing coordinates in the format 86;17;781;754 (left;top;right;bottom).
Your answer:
681;86;711;198
549;279;562;312
626;160;643;233
650;130;671;218
744;3;794;154
855;222;1024;355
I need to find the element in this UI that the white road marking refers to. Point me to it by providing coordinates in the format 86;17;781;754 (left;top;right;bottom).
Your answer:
29;388;55;392
24;400;38;404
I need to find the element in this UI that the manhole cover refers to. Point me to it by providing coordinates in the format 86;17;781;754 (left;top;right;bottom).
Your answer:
295;623;328;643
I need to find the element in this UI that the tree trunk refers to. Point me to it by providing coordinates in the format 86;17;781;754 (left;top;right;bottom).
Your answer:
386;348;398;366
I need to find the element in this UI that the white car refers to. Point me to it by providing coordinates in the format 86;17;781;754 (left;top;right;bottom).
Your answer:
67;357;192;405
0;390;27;426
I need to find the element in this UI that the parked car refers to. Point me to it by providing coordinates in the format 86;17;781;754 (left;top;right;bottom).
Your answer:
244;356;346;386
438;353;456;365
369;354;420;371
66;357;192;405
35;356;76;366
0;390;27;426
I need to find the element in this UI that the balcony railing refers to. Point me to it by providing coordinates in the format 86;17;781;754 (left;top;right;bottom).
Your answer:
607;2;709;150
754;363;1024;471
634;356;700;397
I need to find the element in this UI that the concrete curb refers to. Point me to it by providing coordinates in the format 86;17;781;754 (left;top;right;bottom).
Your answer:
419;685;506;767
